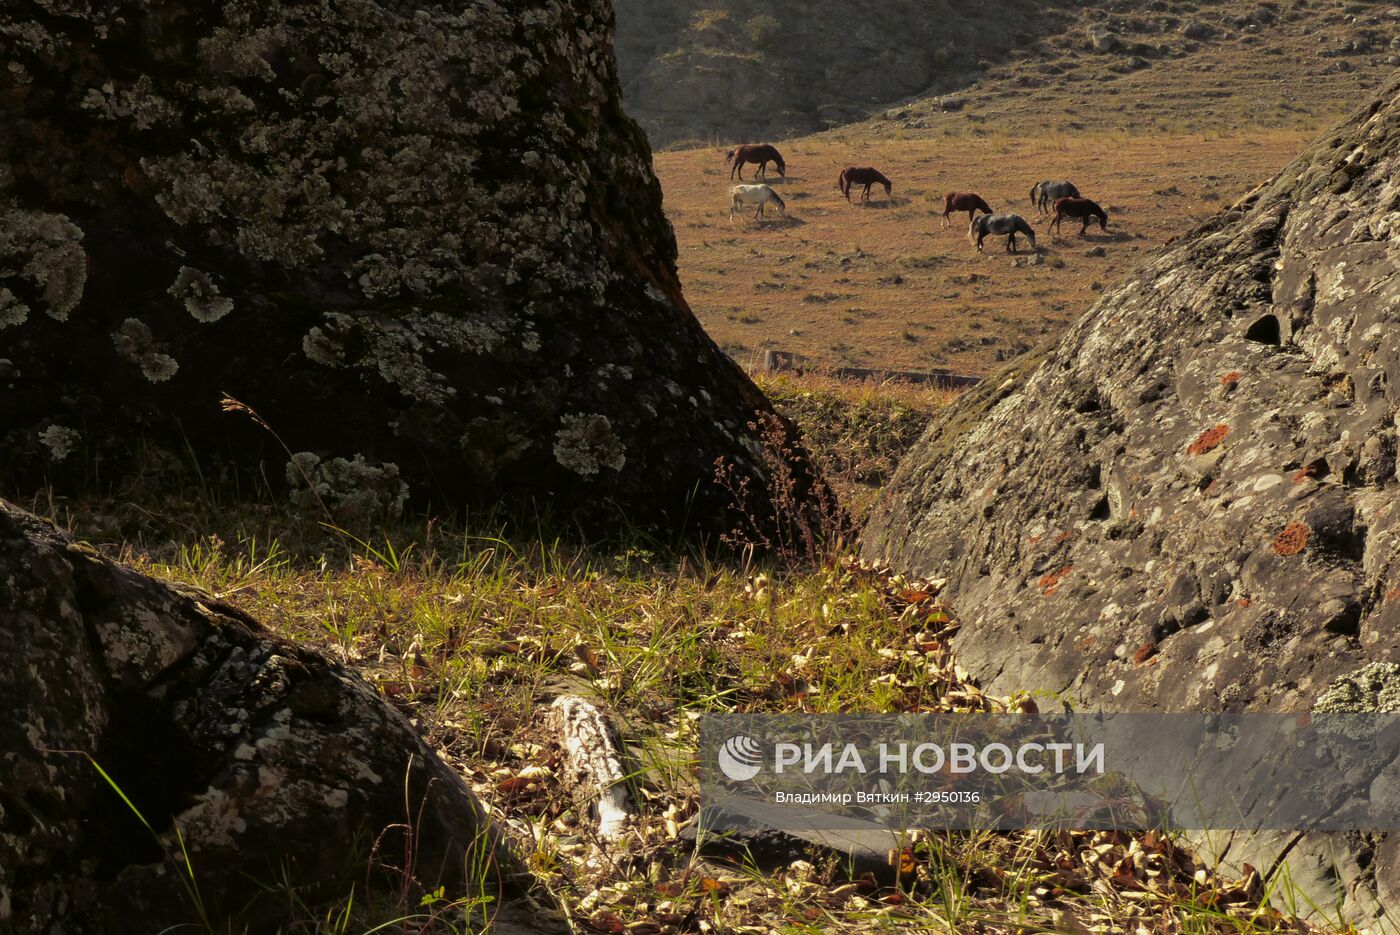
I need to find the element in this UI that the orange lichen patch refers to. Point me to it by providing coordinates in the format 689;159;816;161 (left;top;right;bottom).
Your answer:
1385;587;1400;604
1271;522;1310;556
1187;424;1229;456
1292;459;1328;485
1055;530;1072;545
1220;371;1242;386
1028;534;1042;545
1039;564;1073;595
1077;636;1096;651
1237;598;1252;608
122;163;150;194
1132;641;1158;666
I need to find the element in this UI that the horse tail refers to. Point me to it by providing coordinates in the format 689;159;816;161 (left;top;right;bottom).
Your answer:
1029;183;1039;207
725;148;735;164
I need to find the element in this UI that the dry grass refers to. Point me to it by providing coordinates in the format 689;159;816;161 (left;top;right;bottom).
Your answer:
753;370;954;521
20;477;1363;933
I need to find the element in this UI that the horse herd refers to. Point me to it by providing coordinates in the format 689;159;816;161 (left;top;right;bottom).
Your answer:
722;143;1110;253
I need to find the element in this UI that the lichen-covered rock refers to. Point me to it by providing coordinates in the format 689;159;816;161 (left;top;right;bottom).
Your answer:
0;0;819;536
0;499;515;931
863;77;1400;926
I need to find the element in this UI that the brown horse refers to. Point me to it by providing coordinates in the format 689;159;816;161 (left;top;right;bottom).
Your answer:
726;143;786;180
942;192;992;228
839;166;892;203
1050;196;1109;235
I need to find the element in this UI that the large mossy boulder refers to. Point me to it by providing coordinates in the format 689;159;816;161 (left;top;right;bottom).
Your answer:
0;0;819;537
863;78;1400;926
0;499;518;931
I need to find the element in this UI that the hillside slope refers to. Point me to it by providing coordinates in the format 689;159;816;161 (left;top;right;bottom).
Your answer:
614;0;1063;146
616;0;1399;147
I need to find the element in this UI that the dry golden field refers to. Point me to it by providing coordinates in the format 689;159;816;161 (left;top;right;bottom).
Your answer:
645;0;1400;376
654;126;1320;376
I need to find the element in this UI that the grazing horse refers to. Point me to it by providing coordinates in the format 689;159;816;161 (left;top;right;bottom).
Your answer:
1030;180;1080;215
1050;196;1109;235
942;192;992;228
726;143;786;180
970;213;1037;253
838;166;893;203
729;183;786;221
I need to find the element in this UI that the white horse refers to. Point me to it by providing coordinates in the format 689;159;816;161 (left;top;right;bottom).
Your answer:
729;184;786;222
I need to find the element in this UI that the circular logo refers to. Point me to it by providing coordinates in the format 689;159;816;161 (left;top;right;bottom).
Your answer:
718;735;764;781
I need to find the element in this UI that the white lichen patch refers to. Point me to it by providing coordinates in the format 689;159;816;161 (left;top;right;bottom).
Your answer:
37;424;80;462
0;287;25;329
302;326;345;367
553;413;626;476
0;203;87;321
285;452;409;518
168;266;234;322
111;318;179;382
1314;662;1400;713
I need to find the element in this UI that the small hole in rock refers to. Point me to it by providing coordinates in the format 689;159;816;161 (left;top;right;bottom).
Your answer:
1244;314;1281;345
1089;496;1111;521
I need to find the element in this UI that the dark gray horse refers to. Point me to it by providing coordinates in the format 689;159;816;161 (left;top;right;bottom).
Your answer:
1030;180;1080;216
970;213;1037;253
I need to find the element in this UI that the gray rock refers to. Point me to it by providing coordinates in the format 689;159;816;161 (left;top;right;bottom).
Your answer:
0;1;825;540
863;77;1400;928
1181;19;1217;40
688;795;904;883
0;500;521;930
1088;27;1121;52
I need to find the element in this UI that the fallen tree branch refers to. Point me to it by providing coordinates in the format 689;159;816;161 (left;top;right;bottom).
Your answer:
548;695;632;841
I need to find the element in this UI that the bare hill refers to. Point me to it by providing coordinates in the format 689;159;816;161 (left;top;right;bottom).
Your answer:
615;0;1400;147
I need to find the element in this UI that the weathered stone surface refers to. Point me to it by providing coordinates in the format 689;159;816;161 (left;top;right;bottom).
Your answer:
0;0;819;537
0;500;514;931
864;78;1400;926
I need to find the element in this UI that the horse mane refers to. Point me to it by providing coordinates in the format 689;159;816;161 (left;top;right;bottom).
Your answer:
767;187;785;209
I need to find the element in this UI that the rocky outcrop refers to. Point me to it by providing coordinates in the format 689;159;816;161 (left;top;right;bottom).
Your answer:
863;77;1400;925
0;0;819;538
0;500;516;931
